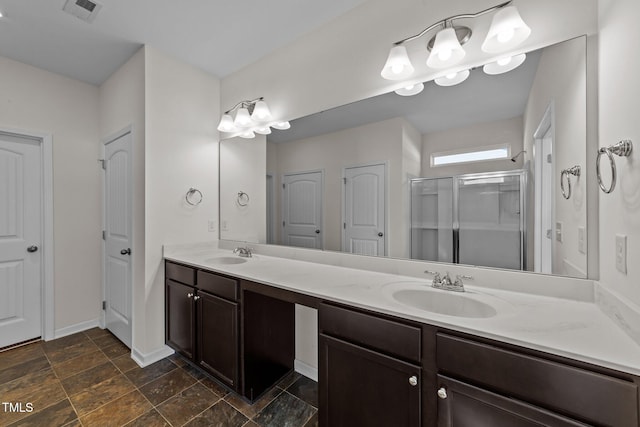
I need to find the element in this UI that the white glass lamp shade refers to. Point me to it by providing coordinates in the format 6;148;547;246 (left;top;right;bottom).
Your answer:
254;126;272;135
380;45;415;80
482;6;531;53
239;129;256;139
234;107;253;129
217;114;236;132
395;82;425;96
271;121;291;130
427;28;466;69
434;69;470;87
483;53;526;75
251;100;273;123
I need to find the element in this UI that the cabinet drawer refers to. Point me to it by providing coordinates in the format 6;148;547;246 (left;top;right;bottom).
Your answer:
197;270;238;301
319;303;421;363
166;261;196;286
437;333;639;427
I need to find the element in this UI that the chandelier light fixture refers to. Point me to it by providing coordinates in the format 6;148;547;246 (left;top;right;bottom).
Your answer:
217;97;290;139
380;1;531;88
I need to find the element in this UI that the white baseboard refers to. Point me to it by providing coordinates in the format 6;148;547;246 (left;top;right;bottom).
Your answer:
53;318;101;340
131;345;175;368
294;359;318;382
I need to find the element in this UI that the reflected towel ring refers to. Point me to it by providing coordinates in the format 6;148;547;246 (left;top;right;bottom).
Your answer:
185;187;203;206
237;191;250;206
596;140;633;194
560;165;581;200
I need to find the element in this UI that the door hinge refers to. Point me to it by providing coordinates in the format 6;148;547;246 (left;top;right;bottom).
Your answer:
547;154;552;163
98;159;105;170
343;177;346;184
102;301;106;310
344;222;346;229
283;221;285;227
102;230;106;240
282;183;285;189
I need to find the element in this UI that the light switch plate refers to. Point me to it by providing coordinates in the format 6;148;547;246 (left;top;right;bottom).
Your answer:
208;219;216;232
578;226;586;254
616;234;627;274
221;220;229;231
556;222;563;243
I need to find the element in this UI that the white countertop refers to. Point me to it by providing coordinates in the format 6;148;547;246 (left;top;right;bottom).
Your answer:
165;245;640;376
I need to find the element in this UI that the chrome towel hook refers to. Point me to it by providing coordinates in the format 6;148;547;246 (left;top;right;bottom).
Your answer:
560;165;581;200
237;191;250;207
597;140;633;194
185;187;203;206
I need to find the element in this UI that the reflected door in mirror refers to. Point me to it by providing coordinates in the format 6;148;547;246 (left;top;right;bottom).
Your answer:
282;171;323;249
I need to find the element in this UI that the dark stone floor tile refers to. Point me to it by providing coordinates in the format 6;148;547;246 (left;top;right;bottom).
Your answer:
7;399;76;427
225;386;281;419
287;376;318;408
69;373;135;416
61;361;120;396
41;332;87;353
0;343;44;371
0;381;67;426
276;371;301;390
243;421;259;427
200;377;230;398
101;340;130;360
0;368;57;402
0;356;49;384
168;353;187;367
51;350;108;379
112;354;139;373
184;400;248;427
253;392;316;427
125;409;170;427
303;412;318;427
139;368;197;406
79;390;151;426
45;339;99;365
84;327;112;340
156;382;219;427
91;332;123;349
182;363;208;380
125;358;178;388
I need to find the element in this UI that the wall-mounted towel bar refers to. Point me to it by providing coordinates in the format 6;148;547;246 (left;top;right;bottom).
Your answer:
560;165;581;200
597;140;633;194
237;191;250;207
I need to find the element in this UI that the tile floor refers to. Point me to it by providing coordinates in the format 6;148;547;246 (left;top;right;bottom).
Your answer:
0;329;318;427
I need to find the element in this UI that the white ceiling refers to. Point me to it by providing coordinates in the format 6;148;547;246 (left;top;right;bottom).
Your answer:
0;0;364;85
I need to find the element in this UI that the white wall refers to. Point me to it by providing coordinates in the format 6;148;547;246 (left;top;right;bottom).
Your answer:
0;56;101;333
523;36;588;277
598;0;640;306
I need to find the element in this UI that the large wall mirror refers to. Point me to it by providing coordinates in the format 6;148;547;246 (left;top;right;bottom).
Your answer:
220;34;590;279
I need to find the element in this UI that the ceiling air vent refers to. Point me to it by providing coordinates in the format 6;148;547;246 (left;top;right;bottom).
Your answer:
62;0;102;23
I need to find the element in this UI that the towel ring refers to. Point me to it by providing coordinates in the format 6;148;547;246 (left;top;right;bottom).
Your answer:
185;187;203;206
560;166;581;200
597;140;633;194
237;191;250;207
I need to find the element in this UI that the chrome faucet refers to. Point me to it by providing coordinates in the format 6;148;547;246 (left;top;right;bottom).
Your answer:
233;246;252;258
425;270;470;292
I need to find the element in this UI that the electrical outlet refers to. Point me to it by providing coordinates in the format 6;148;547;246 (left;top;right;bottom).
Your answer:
555;222;563;243
616;234;627;274
208;219;216;232
578;226;586;254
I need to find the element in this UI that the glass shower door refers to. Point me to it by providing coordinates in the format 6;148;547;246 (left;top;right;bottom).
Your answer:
410;178;454;262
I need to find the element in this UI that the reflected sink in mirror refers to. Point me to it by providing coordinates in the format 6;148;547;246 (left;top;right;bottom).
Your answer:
204;256;248;265
391;288;498;318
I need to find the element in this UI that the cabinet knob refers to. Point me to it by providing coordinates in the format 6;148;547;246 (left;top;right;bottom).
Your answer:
187;293;194;299
193;295;200;301
408;375;418;386
437;387;448;399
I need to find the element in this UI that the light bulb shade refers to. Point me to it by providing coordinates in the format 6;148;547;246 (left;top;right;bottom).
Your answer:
395;82;425;96
254;126;272;135
251;100;272;123
217;114;236;132
482;6;531;53
427;27;466;69
483;53;526;75
380;45;415;80
434;69;470;87
234;107;253;128
271;121;291;130
239;129;255;139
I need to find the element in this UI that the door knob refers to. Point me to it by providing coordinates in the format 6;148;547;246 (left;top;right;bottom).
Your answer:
120;248;131;255
27;245;39;253
315;229;320;234
378;232;384;237
193;295;200;301
187;293;194;299
409;376;418;386
437;387;448;399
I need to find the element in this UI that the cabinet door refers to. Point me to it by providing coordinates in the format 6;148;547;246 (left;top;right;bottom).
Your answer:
319;334;421;427
196;291;238;389
437;376;588;427
166;279;195;360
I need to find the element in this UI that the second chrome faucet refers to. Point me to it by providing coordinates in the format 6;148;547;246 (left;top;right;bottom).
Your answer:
424;270;471;292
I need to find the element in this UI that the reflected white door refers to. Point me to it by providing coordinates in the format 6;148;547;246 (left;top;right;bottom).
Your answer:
282;171;323;249
343;164;386;256
104;131;132;348
0;133;42;348
534;106;554;275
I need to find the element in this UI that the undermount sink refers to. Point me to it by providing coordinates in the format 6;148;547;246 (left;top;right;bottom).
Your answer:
204;256;248;265
392;288;497;318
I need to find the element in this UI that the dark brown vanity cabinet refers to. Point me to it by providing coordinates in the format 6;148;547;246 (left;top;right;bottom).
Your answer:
319;303;422;427
165;262;240;390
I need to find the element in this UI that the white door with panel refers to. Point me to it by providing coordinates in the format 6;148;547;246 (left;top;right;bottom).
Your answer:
104;131;132;348
282;171;323;249
0;133;42;348
343;164;386;256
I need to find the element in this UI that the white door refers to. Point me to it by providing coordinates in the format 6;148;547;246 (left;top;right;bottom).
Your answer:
343;164;386;256
0;132;42;348
104;131;132;348
282;171;323;249
534;106;554;275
